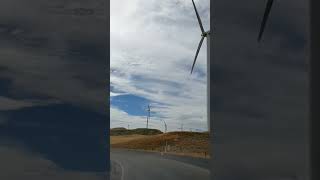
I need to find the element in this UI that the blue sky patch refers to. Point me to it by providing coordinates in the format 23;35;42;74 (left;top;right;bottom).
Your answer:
111;94;153;116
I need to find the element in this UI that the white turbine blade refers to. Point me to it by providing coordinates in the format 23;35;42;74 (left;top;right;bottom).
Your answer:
191;0;205;34
258;0;274;42
191;36;205;74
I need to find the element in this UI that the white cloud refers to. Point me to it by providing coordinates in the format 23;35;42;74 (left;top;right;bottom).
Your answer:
111;0;209;131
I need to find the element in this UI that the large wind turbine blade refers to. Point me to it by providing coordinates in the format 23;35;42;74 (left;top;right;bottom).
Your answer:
191;0;205;34
191;36;205;74
258;0;274;42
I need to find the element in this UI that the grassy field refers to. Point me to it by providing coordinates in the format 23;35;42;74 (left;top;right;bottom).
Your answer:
110;129;210;158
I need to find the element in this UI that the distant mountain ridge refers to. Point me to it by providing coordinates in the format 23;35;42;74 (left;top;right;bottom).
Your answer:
110;127;163;136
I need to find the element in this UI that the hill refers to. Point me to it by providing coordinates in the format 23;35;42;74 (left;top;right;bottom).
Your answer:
110;127;163;136
111;131;210;158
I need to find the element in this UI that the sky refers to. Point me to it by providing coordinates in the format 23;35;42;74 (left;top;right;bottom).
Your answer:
0;0;108;179
110;0;210;132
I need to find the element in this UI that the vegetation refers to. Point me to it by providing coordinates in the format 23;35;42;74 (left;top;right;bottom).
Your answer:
110;127;163;136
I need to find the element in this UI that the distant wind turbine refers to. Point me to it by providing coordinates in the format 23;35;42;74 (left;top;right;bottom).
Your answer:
257;0;274;42
178;123;184;132
189;0;210;132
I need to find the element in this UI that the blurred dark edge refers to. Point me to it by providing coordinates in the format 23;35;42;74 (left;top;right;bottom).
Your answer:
0;0;111;178
209;0;312;180
107;0;111;177
310;0;320;180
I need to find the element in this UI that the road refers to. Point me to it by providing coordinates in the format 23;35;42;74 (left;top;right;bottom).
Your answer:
110;149;210;180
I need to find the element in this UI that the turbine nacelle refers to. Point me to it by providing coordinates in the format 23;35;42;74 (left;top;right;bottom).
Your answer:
201;31;210;37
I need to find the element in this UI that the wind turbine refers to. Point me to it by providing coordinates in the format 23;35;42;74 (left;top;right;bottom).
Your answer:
257;0;274;42
190;0;210;74
162;119;168;153
190;0;210;132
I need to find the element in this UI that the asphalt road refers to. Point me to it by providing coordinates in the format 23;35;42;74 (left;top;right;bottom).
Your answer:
110;149;210;180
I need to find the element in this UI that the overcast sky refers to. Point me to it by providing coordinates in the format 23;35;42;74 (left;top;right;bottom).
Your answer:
110;0;210;132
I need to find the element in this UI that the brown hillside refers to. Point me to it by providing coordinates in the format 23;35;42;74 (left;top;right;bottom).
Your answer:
111;131;210;158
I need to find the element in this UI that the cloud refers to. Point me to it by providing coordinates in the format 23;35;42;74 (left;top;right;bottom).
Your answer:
110;0;210;131
110;92;128;97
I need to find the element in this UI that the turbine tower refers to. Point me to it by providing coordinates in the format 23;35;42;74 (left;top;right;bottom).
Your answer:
258;0;274;42
146;104;151;129
161;119;167;133
190;0;210;132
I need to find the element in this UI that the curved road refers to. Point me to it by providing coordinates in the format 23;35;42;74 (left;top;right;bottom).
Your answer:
110;149;210;180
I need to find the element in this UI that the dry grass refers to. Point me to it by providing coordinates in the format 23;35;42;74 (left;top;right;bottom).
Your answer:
110;135;149;145
111;131;210;158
